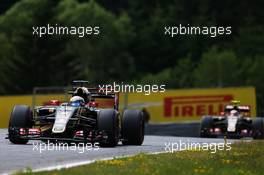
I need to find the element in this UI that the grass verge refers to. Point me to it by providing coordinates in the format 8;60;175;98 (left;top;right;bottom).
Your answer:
17;141;264;175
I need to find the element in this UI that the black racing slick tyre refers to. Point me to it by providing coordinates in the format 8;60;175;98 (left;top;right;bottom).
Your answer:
97;109;119;147
252;118;264;139
200;116;214;138
122;110;145;145
8;105;33;144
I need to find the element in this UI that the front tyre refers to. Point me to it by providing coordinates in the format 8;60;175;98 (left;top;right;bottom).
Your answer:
122;110;145;145
97;109;119;147
200;116;214;138
8;105;33;144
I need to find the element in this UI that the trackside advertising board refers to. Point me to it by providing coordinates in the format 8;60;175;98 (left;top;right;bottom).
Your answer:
126;87;256;123
0;95;66;128
0;95;32;128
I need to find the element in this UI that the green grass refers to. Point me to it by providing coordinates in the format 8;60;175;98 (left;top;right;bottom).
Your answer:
17;141;264;175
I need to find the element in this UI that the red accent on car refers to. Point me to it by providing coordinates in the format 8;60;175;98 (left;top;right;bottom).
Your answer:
75;130;84;137
89;102;98;108
214;128;221;133
50;100;60;106
28;128;41;135
43;100;60;106
19;128;26;135
241;129;248;134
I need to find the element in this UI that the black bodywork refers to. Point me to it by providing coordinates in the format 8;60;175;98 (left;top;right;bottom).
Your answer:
201;116;253;138
7;81;145;146
200;104;264;139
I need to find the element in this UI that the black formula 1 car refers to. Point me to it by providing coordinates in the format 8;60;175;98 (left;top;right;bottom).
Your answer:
200;101;264;139
7;81;145;147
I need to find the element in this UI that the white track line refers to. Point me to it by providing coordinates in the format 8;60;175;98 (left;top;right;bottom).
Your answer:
33;151;167;173
31;139;246;173
5;140;242;174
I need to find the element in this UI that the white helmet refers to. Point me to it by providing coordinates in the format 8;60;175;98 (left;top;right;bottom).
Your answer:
230;110;239;116
73;87;91;102
69;96;85;106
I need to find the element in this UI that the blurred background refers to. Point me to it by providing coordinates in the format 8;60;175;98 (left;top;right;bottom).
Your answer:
0;0;263;129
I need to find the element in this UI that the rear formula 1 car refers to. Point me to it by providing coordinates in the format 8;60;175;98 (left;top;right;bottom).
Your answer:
7;81;145;147
200;101;264;139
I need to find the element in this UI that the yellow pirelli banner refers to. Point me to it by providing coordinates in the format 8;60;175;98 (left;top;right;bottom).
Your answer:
0;95;31;128
125;87;256;123
0;94;67;128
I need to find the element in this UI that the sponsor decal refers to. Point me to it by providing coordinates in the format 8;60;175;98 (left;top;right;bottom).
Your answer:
164;95;234;117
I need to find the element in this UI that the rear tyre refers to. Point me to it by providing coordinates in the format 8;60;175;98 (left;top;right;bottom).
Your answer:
122;110;144;145
8;105;33;144
200;116;214;138
97;109;119;147
252;118;264;139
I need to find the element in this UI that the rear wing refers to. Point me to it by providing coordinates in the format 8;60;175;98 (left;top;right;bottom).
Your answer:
224;105;251;113
69;81;119;110
89;89;119;110
72;80;89;87
68;87;117;98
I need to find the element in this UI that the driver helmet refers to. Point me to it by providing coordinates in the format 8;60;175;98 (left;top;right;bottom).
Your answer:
69;96;85;107
230;110;239;116
73;87;91;103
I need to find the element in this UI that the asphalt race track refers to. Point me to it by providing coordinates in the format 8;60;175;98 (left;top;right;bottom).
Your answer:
0;129;236;175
